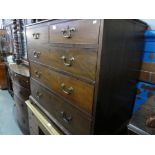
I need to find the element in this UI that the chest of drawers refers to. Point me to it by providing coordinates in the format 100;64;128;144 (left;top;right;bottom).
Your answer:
26;19;147;134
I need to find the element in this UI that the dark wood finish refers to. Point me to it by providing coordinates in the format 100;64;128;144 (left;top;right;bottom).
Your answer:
26;19;147;134
94;20;147;134
11;71;30;89
30;79;91;135
30;61;94;114
0;62;7;89
28;45;97;81
128;96;155;135
13;82;30;100
49;20;100;45
9;64;30;134
14;95;29;134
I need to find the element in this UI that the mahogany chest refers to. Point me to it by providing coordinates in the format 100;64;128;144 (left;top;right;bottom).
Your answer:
26;19;147;134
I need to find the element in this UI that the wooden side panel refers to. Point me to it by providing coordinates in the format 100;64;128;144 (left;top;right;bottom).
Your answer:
94;20;147;134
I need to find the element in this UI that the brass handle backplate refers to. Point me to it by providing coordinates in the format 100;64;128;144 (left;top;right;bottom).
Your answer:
34;70;41;78
61;26;76;38
61;56;74;67
61;83;73;95
33;51;40;58
32;33;40;39
60;111;72;123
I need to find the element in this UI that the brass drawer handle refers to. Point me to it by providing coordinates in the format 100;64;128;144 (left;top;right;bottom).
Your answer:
32;33;40;39
61;26;76;38
61;56;74;67
34;70;41;78
60;111;72;123
36;91;42;99
61;83;73;95
33;51;40;58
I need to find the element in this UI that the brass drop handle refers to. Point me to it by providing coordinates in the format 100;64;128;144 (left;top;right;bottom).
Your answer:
61;83;73;95
60;111;72;123
34;70;41;78
36;91;42;99
61;56;74;67
33;51;40;58
32;33;40;39
61;26;76;38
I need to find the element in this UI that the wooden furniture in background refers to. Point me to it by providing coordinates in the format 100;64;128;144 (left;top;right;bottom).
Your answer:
9;63;30;134
0;62;7;89
26;19;147;134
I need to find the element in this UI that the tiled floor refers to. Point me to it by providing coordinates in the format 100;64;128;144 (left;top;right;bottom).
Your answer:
0;90;23;135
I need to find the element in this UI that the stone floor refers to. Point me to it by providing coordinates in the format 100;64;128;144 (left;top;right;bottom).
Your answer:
0;90;23;135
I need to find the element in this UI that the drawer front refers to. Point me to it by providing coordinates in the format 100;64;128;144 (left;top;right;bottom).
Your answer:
28;45;97;81
30;79;91;134
13;82;30;100
26;24;48;44
30;62;94;113
14;95;29;134
12;72;30;88
50;19;100;45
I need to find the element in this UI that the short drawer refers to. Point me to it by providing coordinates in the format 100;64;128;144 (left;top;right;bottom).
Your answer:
30;79;91;135
30;62;94;114
28;45;97;81
26;24;48;44
13;82;30;101
49;19;100;45
12;72;30;89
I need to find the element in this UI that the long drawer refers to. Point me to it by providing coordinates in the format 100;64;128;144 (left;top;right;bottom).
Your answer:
49;19;100;45
28;45;97;81
11;72;30;89
13;82;30;101
30;79;91;134
30;61;94;113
